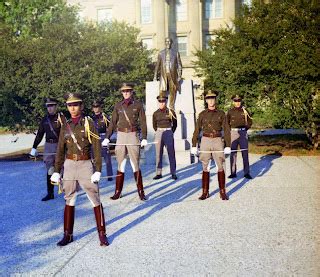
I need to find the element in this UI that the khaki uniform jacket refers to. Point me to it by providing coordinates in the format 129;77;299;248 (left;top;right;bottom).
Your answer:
226;107;253;129
33;113;65;148
107;98;147;140
192;108;231;147
154;48;182;92
54;116;102;173
152;108;177;133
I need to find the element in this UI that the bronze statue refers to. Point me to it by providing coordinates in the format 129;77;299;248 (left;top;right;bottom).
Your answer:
153;37;183;110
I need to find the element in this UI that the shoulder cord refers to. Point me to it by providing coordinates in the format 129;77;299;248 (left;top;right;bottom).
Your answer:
102;112;110;125
168;107;177;120
57;113;64;126
242;107;252;125
84;117;100;144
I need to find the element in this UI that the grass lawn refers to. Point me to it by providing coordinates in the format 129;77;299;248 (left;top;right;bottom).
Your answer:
249;134;319;156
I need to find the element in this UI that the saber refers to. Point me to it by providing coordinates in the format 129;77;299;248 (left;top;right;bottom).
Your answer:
51;174;121;189
106;142;158;146
35;152;57;156
53;174;122;182
198;148;248;154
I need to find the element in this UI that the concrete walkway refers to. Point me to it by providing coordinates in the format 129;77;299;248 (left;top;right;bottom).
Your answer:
0;154;319;276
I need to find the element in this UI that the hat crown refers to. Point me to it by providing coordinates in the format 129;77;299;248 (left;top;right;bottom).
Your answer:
231;94;242;100
120;82;134;91
64;92;83;103
92;100;102;106
45;97;57;105
205;89;218;98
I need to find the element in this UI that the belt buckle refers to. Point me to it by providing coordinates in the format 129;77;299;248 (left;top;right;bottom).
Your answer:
72;154;78;161
210;133;214;138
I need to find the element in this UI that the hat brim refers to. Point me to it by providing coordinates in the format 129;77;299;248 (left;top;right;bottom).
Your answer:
66;99;82;104
120;86;133;91
45;102;57;105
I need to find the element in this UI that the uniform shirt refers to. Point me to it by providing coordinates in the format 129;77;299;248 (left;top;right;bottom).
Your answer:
33;113;64;148
92;113;109;134
107;98;147;139
152;108;177;132
226;107;252;129
192;108;231;147
54;116;102;172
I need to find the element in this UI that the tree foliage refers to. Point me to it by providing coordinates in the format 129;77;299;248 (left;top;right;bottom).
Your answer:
0;1;154;129
195;0;320;148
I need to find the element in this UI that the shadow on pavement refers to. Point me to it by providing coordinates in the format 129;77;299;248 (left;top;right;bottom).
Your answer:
107;163;202;243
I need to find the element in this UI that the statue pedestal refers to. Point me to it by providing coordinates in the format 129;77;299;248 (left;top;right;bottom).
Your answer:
142;79;197;166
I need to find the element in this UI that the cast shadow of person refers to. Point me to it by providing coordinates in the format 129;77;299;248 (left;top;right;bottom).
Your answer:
210;152;283;198
106;163;202;243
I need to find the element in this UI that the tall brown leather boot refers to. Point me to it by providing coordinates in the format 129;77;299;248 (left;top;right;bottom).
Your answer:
218;171;229;200
199;171;210;200
94;204;109;246
57;205;74;246
134;170;147;200
110;171;124;200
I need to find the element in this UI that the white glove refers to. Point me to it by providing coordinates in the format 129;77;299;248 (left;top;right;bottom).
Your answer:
101;138;110;147
191;147;198;155
224;147;231;155
50;172;61;184
140;139;148;147
91;171;101;183
29;148;38;156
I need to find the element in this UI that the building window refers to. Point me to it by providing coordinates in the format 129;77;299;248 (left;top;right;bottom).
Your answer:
141;38;153;50
177;36;188;56
205;34;217;49
141;0;152;24
97;8;112;23
176;0;187;21
205;0;223;19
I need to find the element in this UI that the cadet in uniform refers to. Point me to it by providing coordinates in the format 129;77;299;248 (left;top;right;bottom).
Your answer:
191;90;231;200
102;83;147;201
226;94;253;179
51;93;109;247
152;95;177;180
29;98;65;201
92;100;113;181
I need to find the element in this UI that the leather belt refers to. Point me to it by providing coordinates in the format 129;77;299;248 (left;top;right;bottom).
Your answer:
46;139;58;143
66;153;90;161
157;127;172;131
117;127;137;133
203;132;221;138
231;128;246;131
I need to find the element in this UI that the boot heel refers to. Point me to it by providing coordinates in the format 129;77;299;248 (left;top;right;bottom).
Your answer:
110;191;122;200
198;192;209;200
